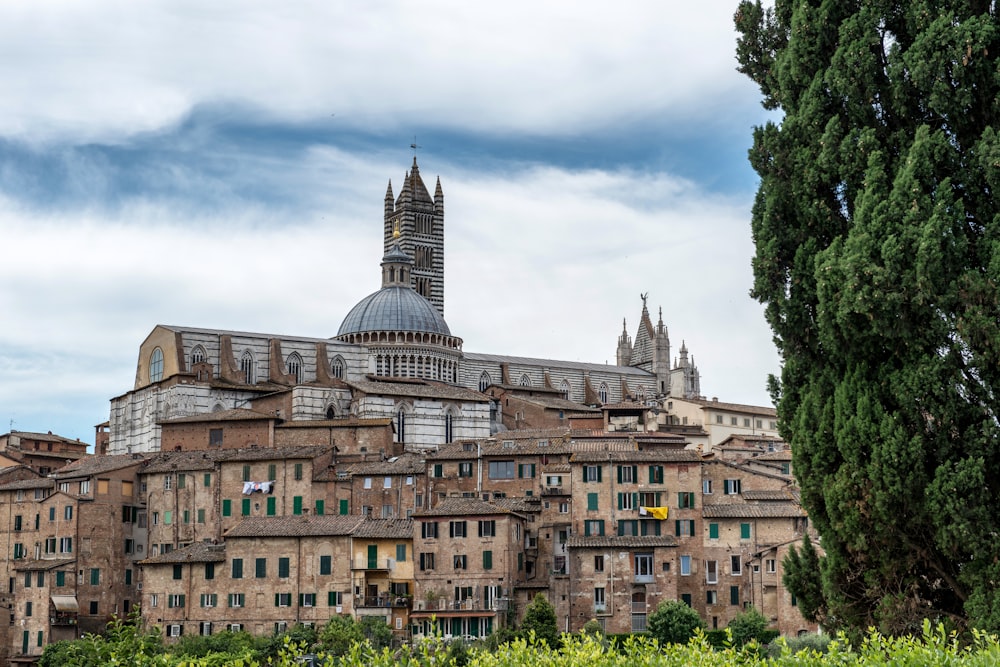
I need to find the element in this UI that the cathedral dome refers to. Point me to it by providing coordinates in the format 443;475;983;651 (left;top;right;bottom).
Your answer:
337;286;452;337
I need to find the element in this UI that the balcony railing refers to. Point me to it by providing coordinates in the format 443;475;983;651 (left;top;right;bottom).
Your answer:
633;573;654;584
351;557;394;570
50;614;78;626
356;595;412;609
632;601;647;612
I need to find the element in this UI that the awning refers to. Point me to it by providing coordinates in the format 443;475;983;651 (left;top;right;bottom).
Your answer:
50;596;79;613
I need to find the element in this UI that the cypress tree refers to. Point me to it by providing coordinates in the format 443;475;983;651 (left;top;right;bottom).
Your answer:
735;0;1000;633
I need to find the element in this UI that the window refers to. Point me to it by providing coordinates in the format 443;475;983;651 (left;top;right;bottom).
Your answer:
594;587;606;610
275;593;292;607
164;475;173;490
363;477;373;489
278;558;290;578
675;519;696;537
559;502;569;513
478;372;491;392
286;353;302;383
421;521;439;539
149;347;164;382
444;413;454;443
55;571;65;586
168;594;185;608
518;463;536;478
707;590;718;604
599;383;608;403
59;537;72;553
478;520;496;537
300;593;316;607
678;492;695;508
168;624;183;638
228;593;245;608
619;492;637;511
634;553;654;580
200;622;213;637
242;465;251;482
205;562;215;580
618;520;638;536
231;558;243;579
716;414;724;424
419;553;435;570
587;492;599;511
449;521;467;538
483;550;493;570
293;496;303;515
150;593;159;608
680;555;692;575
396;544;407;562
222;500;231;517
724;479;742;495
200;593;218;608
649;465;664;484
172;564;182;580
583;465;602;482
488;461;515;479
709;523;720;539
458;462;473;477
731;416;738;425
25;601;31;617
617;465;636;483
256;558;267;578
766;558;776;573
240;351;255;383
731;555;743;576
328;591;343;606
594;555;605;572
383;476;392;489
209;428;223;446
79;480;90;495
164;511;172;525
741;523;751;540
584;520;605;537
241;499;251;516
13;515;21;531
703;479;713;494
744;418;751;427
453;555;467;570
706;560;718;584
731;586;740;605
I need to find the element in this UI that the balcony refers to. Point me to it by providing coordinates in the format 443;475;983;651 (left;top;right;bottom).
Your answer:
351;557;394;571
50;614;78;627
541;486;569;496
633;573;654;584
355;595;412;609
593;604;608;616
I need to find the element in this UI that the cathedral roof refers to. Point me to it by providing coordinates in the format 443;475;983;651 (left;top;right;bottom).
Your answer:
337;286;451;337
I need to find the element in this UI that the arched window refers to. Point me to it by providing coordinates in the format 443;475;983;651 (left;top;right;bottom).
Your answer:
560;379;571;398
478;372;492;393
240;351;255;385
191;346;206;366
636;387;646;402
286;352;303;384
395;405;408;444
149;348;164;383
519;374;531;387
599;383;609;404
212;403;226;413
331;356;345;380
325;404;337;420
444;412;454;444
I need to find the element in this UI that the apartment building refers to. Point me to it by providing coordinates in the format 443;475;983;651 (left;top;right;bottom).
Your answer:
410;498;527;641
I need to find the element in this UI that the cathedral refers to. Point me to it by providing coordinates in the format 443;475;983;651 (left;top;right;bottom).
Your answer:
108;158;701;454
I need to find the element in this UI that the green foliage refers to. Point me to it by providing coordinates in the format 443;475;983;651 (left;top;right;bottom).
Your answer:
735;0;1000;635
171;630;256;658
646;599;706;645
783;534;824;623
727;607;771;648
580;619;605;638
357;616;392;650
317;615;364;656
519;592;559;648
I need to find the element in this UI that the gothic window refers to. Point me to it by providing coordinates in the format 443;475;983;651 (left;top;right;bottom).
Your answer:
149;348;164;383
325;404;337;420
519;374;531;387
444;412;454;444
395;406;408;444
478;372;492;393
286;353;303;384
191;346;206;366
331;356;345;379
599;383;609;404
240;351;255;385
560;379;571;398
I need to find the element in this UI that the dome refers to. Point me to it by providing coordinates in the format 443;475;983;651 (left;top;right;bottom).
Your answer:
337;286;452;337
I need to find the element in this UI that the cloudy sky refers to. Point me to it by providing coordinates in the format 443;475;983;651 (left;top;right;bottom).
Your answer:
1;1;779;446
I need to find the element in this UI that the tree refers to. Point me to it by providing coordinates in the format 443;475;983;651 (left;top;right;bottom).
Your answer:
317;615;364;656
727;607;770;648
647;600;705;645
783;534;825;624
519;592;559;647
735;0;1000;634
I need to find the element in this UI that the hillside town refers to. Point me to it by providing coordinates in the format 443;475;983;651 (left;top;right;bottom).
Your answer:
0;160;816;665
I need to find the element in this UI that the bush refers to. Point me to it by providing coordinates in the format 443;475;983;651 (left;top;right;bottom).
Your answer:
647;599;706;645
727;607;771;647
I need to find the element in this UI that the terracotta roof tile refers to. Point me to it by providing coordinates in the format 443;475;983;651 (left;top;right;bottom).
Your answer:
566;535;677;548
352;518;414;539
225;515;364;538
413;497;513;518
159;408;276;424
702;503;806;518
51;454;146;479
570;449;702;463
139;542;226;565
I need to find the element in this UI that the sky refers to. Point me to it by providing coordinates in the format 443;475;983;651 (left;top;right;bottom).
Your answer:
0;1;780;447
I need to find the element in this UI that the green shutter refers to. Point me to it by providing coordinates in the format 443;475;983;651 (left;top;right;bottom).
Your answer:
599;520;605;536
709;523;719;539
434;464;442;477
222;500;231;517
178;474;185;489
617;493;622;510
183;510;190;524
741;523;751;539
731;586;740;605
56;571;65;587
279;558;289;578
232;559;243;579
690;520;695;536
275;593;280;607
675;520;681;536
396;544;406;562
328;591;336;606
597;466;602;482
293;496;303;515
268;464;276;480
588;493;598;511
204;473;211;487
315;499;325;516
633;492;638;508
267;497;276;516
197;509;205;524
241;499;250;516
339;499;348;515
483;550;492;570
617;466;622;483
320;555;331;575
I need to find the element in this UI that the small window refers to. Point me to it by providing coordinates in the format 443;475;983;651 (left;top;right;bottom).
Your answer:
731;555;743;576
209;429;223;446
680;555;691;576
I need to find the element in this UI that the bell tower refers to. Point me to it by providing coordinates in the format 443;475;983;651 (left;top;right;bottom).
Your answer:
383;157;445;316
